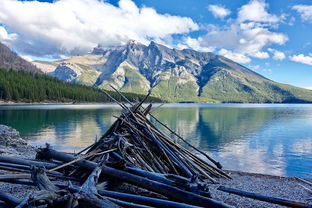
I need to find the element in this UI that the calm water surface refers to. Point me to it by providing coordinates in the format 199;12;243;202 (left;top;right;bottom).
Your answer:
0;103;311;178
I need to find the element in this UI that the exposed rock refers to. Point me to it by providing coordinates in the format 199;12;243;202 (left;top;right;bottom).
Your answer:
0;125;35;158
0;125;27;147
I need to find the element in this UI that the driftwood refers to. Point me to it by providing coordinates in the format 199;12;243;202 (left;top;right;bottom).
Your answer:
0;191;21;207
37;147;232;208
98;190;201;208
218;186;312;208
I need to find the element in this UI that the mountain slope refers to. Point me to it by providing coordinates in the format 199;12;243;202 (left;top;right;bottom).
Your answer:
0;42;40;73
0;69;162;103
34;40;312;103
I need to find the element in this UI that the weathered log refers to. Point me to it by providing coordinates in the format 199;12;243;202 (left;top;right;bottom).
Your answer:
38;147;233;208
218;186;312;208
296;177;312;186
99;190;202;208
76;167;120;208
0;162;30;170
0;155;61;170
0;178;34;186
31;166;59;191
124;167;189;187
106;197;152;208
0;191;21;207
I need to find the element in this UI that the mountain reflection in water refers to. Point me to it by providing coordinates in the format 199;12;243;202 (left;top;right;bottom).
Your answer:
0;103;311;178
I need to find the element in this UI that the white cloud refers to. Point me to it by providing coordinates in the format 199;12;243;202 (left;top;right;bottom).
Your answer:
219;48;251;64
199;21;288;57
0;26;16;41
304;87;312;90
237;0;280;23
20;55;33;62
250;65;260;70
177;37;214;52
208;5;231;19
190;0;288;64
268;48;285;60
289;54;312;66
263;68;272;72
292;5;312;22
251;51;269;59
0;0;198;58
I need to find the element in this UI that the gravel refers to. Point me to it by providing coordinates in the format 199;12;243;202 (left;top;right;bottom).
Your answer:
210;171;312;208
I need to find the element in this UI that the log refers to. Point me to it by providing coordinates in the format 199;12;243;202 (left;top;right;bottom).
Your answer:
31;166;59;191
218;186;312;208
296;177;312;187
0;155;60;169
0;191;21;207
99;190;202;208
106;197;151;208
76;167;120;208
38;147;233;208
124;167;189;187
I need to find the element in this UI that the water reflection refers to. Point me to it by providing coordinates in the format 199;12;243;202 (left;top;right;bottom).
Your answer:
0;104;311;178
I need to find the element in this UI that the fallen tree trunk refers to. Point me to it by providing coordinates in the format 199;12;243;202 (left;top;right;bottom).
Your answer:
0;191;21;207
38;147;233;208
218;186;312;208
99;190;201;208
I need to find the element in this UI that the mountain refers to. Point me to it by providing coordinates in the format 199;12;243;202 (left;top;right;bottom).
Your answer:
0;42;40;73
0;42;161;103
34;40;312;103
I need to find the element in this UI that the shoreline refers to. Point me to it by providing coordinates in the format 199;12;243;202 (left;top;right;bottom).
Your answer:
2;101;312;106
0;125;311;207
0;144;311;208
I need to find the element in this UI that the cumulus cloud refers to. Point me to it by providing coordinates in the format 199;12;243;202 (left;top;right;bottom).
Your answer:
251;51;269;59
192;0;287;63
0;26;16;41
199;21;287;57
250;65;260;70
0;0;198;58
207;5;231;19
177;37;214;52
218;48;251;64
237;0;280;23
268;48;285;60
292;5;312;22
289;54;312;66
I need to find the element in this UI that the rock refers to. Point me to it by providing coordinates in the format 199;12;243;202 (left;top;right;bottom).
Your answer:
0;125;27;147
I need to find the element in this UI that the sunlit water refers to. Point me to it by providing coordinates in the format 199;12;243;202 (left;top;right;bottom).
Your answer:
0;103;311;178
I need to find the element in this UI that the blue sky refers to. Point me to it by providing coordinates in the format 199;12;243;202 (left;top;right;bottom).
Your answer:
0;0;311;89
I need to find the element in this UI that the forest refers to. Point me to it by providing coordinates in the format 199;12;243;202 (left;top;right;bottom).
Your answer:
0;69;162;103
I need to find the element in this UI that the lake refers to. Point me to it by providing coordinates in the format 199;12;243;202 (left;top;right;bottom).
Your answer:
0;103;311;178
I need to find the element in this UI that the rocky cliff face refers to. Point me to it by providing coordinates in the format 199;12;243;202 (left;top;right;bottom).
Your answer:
33;40;312;103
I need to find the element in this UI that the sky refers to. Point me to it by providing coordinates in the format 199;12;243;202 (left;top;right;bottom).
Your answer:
0;0;312;89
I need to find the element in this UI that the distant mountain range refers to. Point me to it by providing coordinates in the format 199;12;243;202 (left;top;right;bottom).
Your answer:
2;40;312;103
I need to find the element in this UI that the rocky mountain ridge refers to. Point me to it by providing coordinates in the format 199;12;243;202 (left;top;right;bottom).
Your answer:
33;40;312;103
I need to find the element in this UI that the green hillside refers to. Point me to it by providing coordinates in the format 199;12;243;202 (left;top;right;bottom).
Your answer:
0;69;162;103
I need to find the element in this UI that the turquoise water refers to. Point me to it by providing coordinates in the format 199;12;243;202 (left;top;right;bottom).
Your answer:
0;103;311;178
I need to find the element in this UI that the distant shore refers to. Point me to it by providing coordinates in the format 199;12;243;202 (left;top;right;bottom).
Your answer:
0;100;118;105
2;100;312;106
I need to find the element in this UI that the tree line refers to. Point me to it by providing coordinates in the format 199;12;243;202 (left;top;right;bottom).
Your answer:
0;69;162;103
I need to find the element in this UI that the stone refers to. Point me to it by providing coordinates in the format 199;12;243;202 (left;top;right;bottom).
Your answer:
0;125;27;147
